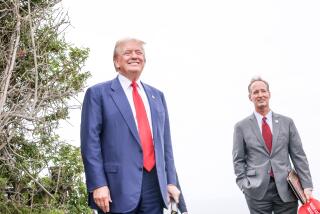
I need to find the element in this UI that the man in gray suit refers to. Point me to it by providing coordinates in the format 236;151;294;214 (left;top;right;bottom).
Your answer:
232;77;313;214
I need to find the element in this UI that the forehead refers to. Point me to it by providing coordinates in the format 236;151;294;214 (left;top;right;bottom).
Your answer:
250;81;268;91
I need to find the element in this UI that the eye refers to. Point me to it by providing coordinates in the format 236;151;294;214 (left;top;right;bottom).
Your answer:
123;51;131;56
135;50;143;55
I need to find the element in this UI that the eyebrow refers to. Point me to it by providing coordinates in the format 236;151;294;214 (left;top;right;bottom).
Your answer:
123;49;143;52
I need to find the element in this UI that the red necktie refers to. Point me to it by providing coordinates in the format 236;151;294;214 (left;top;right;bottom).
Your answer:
131;81;155;171
262;117;274;177
262;117;272;153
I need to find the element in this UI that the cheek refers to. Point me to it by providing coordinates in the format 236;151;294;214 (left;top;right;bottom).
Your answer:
138;55;145;61
253;97;260;103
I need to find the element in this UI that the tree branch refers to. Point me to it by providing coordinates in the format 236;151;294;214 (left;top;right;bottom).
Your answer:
28;0;39;110
21;166;55;199
54;166;61;195
0;0;21;113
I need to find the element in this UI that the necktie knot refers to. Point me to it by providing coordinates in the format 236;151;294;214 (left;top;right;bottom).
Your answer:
131;81;138;89
262;117;267;123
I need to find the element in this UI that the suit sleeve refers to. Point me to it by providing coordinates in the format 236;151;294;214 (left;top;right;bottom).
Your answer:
232;123;247;191
160;92;177;185
288;119;313;189
176;173;188;213
81;87;108;192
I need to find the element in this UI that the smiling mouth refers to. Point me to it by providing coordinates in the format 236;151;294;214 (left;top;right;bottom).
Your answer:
128;62;139;65
257;98;266;101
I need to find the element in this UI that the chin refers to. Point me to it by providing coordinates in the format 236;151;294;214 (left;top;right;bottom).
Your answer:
129;70;142;75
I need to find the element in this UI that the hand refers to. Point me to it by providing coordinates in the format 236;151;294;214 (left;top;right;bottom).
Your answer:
304;188;313;201
93;186;112;213
167;184;180;203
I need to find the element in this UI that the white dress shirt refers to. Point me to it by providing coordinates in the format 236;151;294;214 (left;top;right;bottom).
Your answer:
254;110;273;134
118;74;153;136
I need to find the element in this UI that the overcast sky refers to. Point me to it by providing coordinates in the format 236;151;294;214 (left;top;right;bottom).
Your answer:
59;0;320;213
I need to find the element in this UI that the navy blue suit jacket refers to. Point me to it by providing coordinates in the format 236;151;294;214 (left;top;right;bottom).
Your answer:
176;174;187;213
81;77;177;213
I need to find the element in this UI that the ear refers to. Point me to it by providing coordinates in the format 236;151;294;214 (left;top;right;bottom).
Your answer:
248;94;252;101
114;59;120;69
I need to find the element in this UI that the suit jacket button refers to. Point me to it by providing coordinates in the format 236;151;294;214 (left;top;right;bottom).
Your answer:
139;167;143;171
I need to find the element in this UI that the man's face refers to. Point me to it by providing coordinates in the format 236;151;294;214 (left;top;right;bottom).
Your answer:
114;41;145;81
249;81;271;110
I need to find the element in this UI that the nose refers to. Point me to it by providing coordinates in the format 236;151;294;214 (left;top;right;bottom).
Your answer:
257;90;266;97
130;52;138;58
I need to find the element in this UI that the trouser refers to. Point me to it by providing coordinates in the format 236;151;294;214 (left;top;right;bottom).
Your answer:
98;167;164;214
245;177;298;214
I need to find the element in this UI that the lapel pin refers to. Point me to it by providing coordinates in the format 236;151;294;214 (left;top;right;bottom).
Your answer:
152;95;155;99
275;120;279;123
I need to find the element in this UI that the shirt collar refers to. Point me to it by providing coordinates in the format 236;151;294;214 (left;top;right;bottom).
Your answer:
118;73;142;90
254;110;273;122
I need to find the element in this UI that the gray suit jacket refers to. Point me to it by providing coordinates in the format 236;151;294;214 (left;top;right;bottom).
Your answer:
232;112;313;202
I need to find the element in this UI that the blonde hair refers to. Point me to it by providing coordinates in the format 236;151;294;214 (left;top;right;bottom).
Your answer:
113;38;146;71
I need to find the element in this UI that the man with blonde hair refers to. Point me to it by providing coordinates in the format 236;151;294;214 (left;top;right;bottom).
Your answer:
81;38;184;214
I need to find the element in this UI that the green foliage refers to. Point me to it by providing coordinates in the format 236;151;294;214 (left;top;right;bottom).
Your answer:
0;0;91;213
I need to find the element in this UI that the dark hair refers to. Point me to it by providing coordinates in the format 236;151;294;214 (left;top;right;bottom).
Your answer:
248;76;270;93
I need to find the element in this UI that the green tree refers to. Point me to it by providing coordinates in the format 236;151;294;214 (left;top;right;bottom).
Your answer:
0;0;91;213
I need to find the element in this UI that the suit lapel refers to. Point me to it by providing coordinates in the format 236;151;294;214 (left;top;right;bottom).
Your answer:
249;114;270;154
271;113;280;155
110;77;140;144
142;82;158;143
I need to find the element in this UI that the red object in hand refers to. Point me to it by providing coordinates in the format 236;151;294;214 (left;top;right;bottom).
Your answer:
298;198;320;214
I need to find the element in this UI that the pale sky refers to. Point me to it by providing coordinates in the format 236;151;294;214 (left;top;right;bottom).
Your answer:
59;0;320;213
